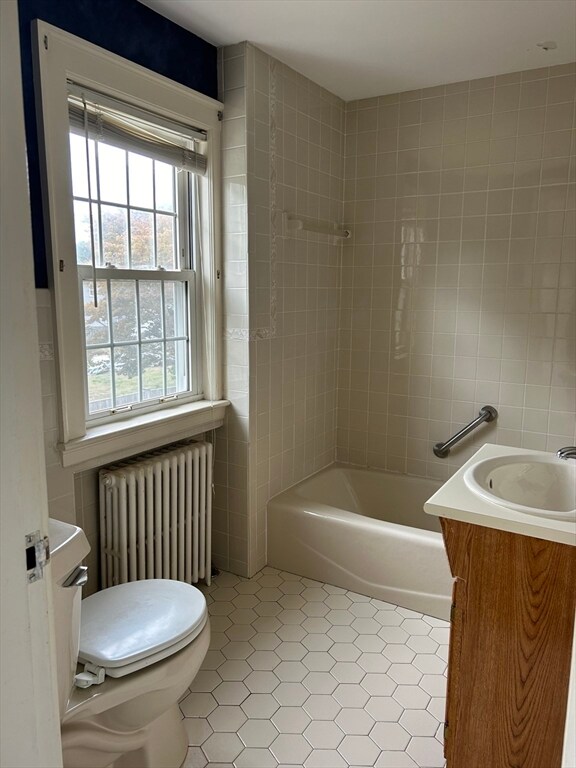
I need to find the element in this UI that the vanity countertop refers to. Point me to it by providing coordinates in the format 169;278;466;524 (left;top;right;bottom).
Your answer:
424;443;576;547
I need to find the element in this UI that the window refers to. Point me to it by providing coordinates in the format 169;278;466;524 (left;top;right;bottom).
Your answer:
68;89;204;421
34;23;224;464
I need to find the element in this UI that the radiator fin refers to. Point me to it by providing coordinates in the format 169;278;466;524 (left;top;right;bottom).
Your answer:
99;442;213;588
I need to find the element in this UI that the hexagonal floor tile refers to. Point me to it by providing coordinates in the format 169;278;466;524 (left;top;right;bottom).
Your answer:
207;704;247;733
202;732;243;763
273;681;310;706
337;734;380;765
244;671;280;693
238;719;279;747
303;720;344;749
333;683;370;708
393;685;431;709
250;633;282;651
335;707;375;735
241;693;280;719
365;696;403;722
179;692;217;718
303;694;342;721
331;662;365;683
272;706;312;734
406;735;446;767
182;717;212;746
275;660;309;681
275;641;307;661
234;747;278;767
369;721;411;750
218;660;251;681
304;748;347;767
247;650;281;670
212;681;250;705
270;733;312;764
303;672;338;695
400;708;439;736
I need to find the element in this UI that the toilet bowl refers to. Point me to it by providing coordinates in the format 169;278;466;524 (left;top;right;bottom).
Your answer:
49;519;210;768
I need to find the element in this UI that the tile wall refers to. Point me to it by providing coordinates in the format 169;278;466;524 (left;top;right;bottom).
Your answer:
214;43;251;576
217;44;345;576
338;63;576;480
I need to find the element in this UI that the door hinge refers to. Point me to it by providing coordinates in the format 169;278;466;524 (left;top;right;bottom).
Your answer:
25;531;50;583
217;110;223;121
444;720;449;741
450;602;456;622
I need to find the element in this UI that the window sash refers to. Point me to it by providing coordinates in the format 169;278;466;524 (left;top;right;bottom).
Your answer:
71;149;191;272
78;266;201;423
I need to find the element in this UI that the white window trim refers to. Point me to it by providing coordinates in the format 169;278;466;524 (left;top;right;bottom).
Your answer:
33;22;225;465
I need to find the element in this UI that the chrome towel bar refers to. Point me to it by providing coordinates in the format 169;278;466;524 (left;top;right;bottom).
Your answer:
433;406;498;458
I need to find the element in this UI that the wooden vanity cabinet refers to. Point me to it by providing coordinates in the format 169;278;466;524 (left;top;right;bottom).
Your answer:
440;518;576;768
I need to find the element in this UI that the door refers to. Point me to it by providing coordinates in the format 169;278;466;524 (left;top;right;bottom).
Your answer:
0;2;63;765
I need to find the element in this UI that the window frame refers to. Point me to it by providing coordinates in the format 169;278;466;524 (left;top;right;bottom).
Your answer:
33;22;224;454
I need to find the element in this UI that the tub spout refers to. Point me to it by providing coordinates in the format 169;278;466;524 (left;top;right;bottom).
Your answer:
556;446;576;460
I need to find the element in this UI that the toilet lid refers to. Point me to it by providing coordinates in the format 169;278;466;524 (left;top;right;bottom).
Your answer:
78;579;207;670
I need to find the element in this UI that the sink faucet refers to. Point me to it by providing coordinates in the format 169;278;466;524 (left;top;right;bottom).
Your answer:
556;446;576;460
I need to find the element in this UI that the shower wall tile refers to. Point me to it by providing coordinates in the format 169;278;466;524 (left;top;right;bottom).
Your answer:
338;63;576;480
219;44;345;575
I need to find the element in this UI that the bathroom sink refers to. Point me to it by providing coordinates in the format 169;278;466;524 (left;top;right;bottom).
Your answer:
463;453;576;521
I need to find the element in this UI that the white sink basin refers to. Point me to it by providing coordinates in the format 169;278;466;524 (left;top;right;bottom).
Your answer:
464;454;576;521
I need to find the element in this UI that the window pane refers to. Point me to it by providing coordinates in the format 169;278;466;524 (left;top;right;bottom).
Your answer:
83;280;109;345
128;153;153;209
98;144;127;205
155;161;175;212
139;281;163;340
166;340;188;394
110;281;137;343
69;134;88;198
114;345;139;405
141;342;164;400
156;214;176;269
102;205;129;268
130;210;154;268
87;348;112;414
69;134;97;199
74;201;99;265
164;281;187;338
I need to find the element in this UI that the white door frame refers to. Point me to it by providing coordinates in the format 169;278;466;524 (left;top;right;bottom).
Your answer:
0;2;62;765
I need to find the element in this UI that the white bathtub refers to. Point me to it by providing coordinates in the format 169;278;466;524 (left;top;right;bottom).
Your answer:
267;464;453;620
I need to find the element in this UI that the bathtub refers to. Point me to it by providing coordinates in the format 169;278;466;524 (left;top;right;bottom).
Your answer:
267;464;453;620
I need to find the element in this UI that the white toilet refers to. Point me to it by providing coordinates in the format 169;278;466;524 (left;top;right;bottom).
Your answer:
49;518;210;768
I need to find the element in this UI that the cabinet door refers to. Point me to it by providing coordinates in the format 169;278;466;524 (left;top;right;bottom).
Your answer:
441;518;576;768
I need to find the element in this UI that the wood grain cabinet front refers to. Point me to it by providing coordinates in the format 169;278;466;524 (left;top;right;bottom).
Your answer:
440;518;576;768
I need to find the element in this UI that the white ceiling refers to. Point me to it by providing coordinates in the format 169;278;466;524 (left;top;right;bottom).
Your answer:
139;0;576;101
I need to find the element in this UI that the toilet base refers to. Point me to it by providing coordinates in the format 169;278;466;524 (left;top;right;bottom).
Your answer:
111;706;187;768
63;704;187;768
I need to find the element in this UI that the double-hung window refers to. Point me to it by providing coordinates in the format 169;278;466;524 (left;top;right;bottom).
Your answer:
68;87;204;421
34;23;224;465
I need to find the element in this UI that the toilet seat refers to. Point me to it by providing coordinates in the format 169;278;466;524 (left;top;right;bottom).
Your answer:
78;579;207;678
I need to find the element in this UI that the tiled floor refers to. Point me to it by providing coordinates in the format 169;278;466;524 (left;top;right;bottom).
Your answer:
180;567;449;768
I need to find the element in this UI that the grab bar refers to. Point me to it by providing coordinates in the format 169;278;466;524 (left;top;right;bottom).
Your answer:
433;405;498;458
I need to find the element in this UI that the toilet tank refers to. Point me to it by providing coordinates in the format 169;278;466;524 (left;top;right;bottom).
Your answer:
49;519;90;717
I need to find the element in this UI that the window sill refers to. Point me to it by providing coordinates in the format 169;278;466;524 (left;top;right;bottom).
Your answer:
59;399;229;469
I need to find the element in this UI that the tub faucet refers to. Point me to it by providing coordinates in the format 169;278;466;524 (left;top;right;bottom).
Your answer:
556;446;576;460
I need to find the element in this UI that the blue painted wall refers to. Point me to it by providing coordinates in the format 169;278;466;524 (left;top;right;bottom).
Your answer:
18;0;218;288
